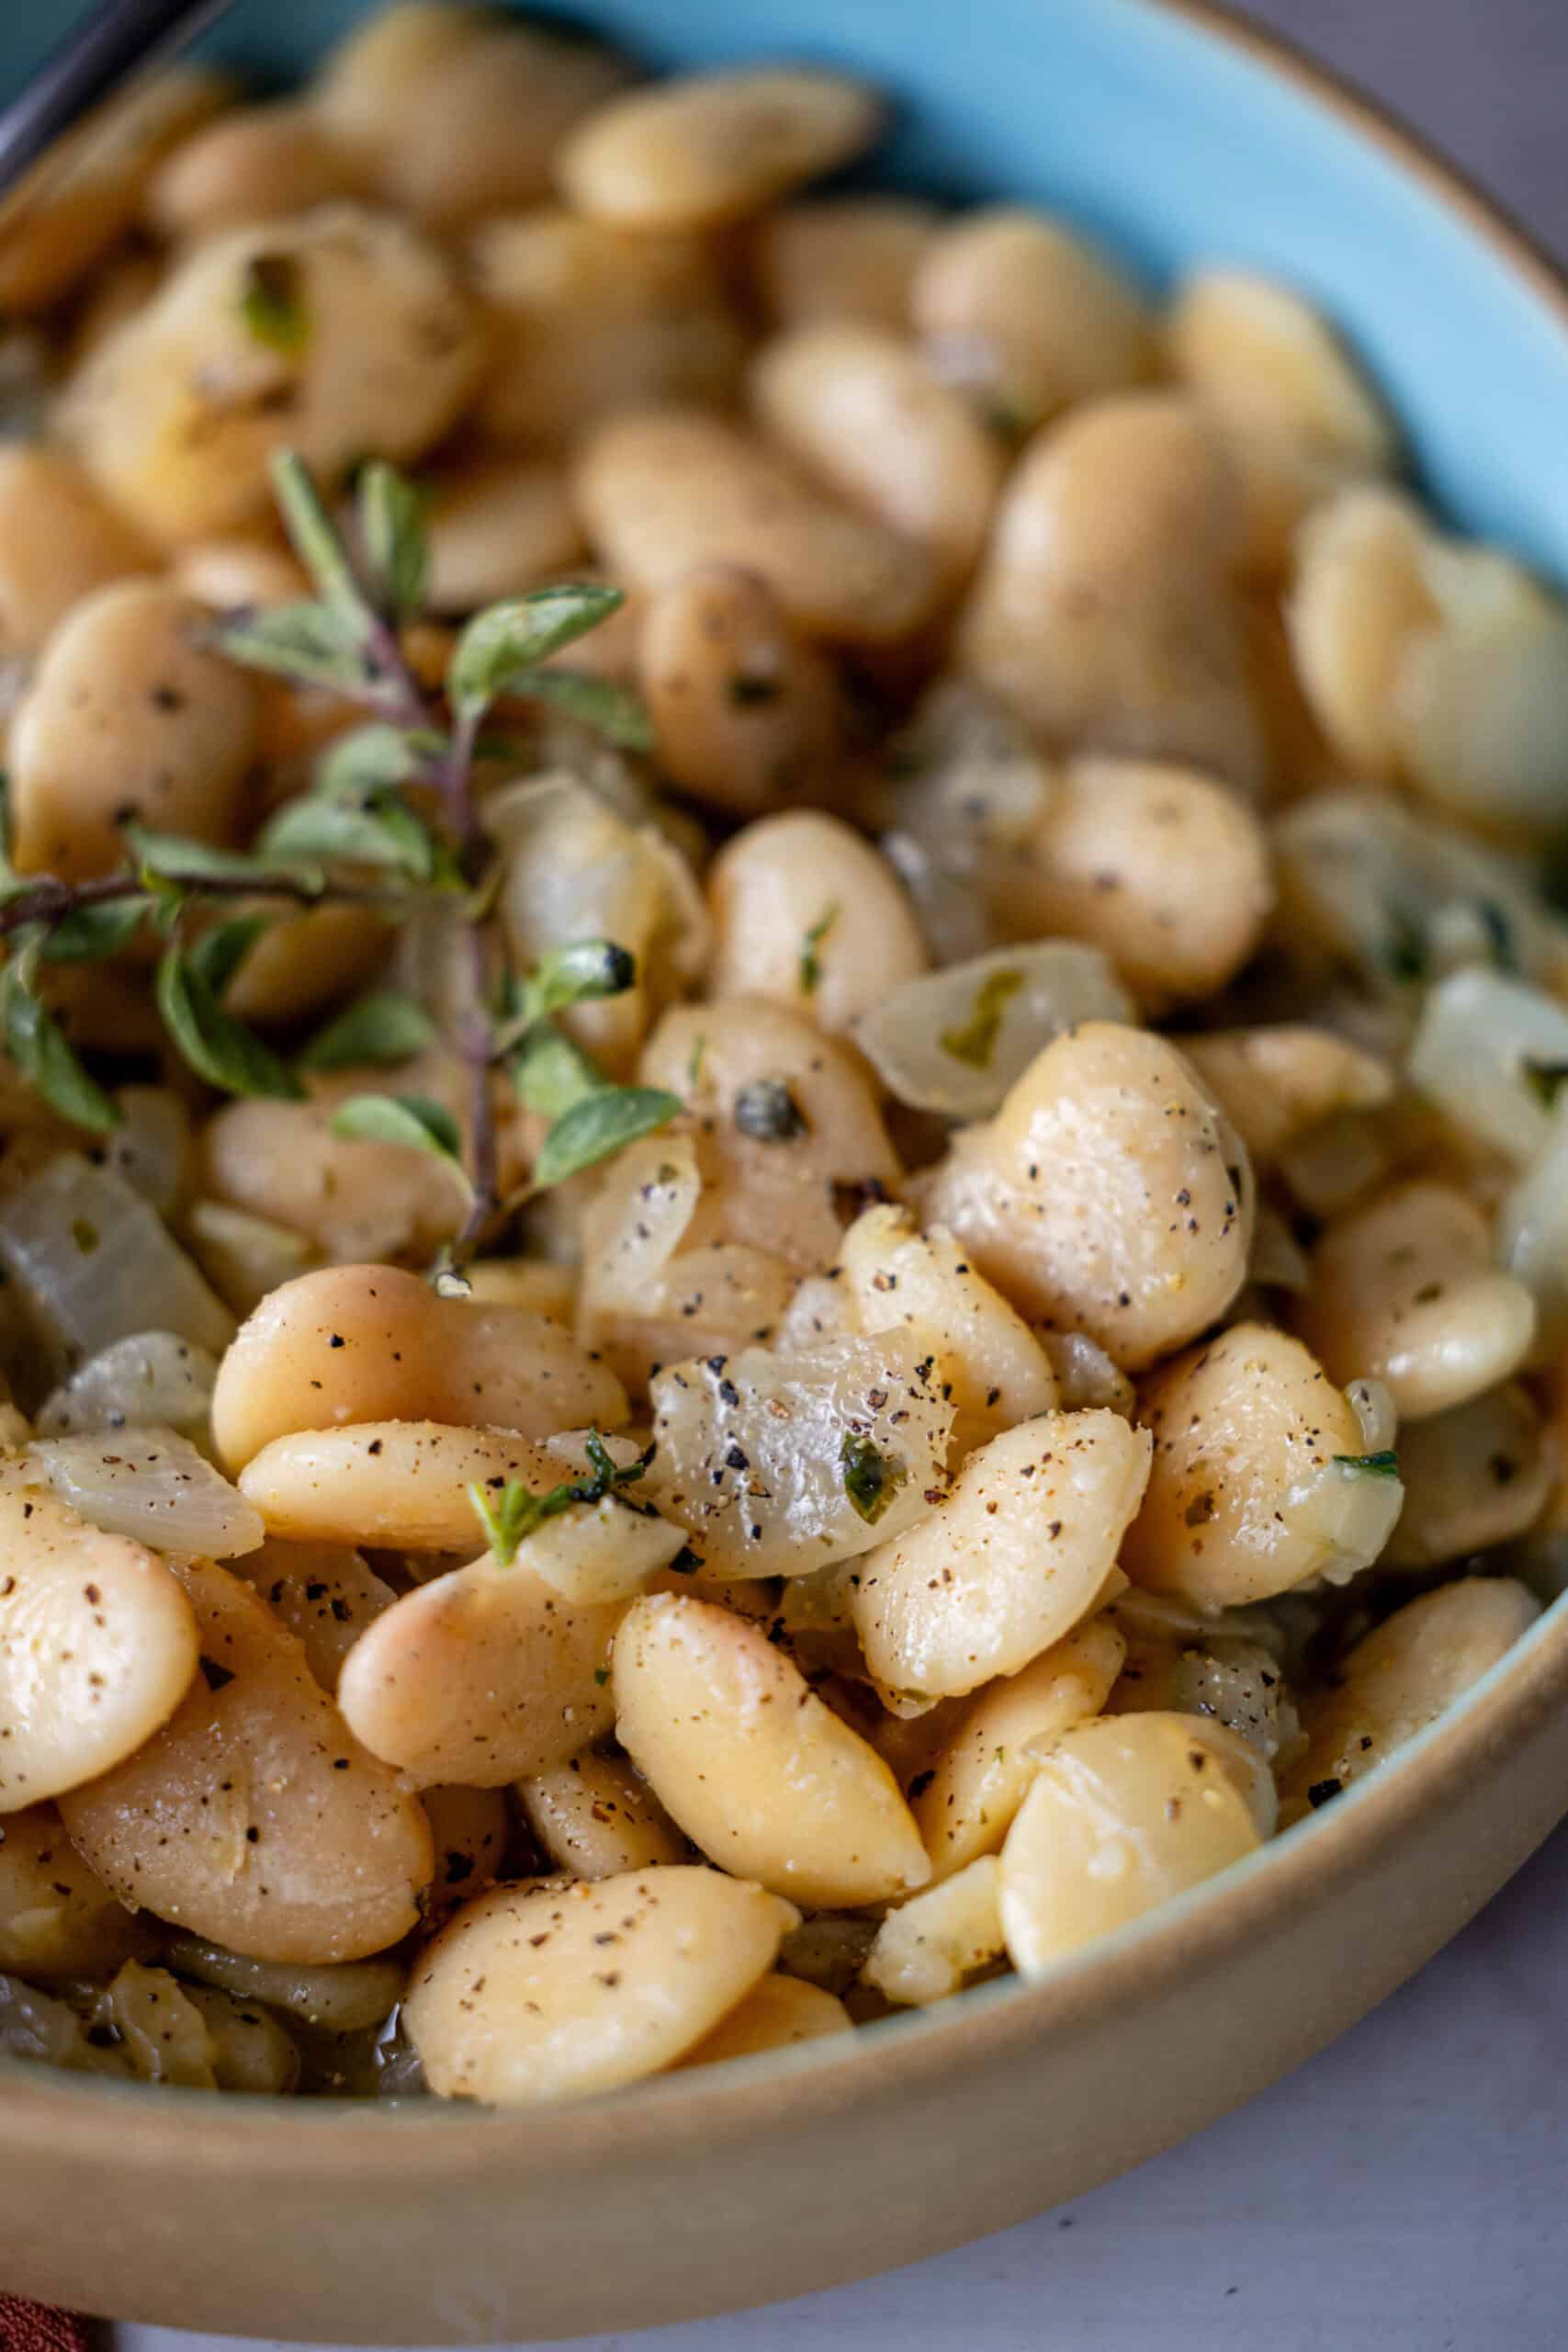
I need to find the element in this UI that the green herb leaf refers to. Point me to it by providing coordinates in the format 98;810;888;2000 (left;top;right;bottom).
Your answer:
122;820;328;901
39;897;151;963
211;599;372;697
328;1091;469;1184
1332;1450;1401;1477
1522;1057;1568;1109
239;253;310;356
446;584;625;726
267;451;373;628
513;667;654;752
513;938;637;1026
840;1432;906;1525
465;1425;648;1566
314;721;439;802
258;789;434;882
188;913;270;997
299;988;437;1073
510;1024;608;1120
356;460;428;627
0;948;119;1132
156;948;306;1102
733;1077;807;1142
531;1085;681;1191
798;902;840;998
941;967;1024;1069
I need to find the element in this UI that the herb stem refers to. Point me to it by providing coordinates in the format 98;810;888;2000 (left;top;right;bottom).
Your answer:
0;865;392;945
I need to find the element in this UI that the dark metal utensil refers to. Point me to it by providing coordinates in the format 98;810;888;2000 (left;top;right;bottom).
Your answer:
0;0;233;199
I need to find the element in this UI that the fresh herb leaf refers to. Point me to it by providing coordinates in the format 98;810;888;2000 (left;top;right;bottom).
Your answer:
446;585;625;726
156;947;306;1102
510;1024;607;1120
530;1085;681;1191
513;938;637;1026
513;667;654;752
39;897;150;962
941;967;1024;1069
329;1091;469;1182
840;1431;906;1525
314;722;438;803
1332;1450;1401;1477
122;822;321;896
298;988;437;1073
466;1424;649;1566
239;254;309;356
356;460;428;627
1522;1057;1568;1109
798;903;840;998
187;913;270;997
734;1077;807;1142
0;946;119;1132
211;599;372;697
267;451;374;628
258;789;434;882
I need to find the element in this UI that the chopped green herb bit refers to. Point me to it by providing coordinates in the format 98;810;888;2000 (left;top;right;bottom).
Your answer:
1522;1057;1568;1109
1332;1450;1401;1477
798;902;840;998
467;1427;649;1566
239;253;310;356
940;967;1024;1069
734;1077;807;1142
840;1431;906;1525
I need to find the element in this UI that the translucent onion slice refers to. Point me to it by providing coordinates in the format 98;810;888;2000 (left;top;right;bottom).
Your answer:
36;1331;220;1439
30;1427;265;1557
1498;1098;1568;1359
1407;967;1568;1163
0;1154;234;1378
852;941;1135;1119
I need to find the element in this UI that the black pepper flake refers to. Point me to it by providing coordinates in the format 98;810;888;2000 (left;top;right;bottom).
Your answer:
1307;1778;1343;1809
198;1657;236;1692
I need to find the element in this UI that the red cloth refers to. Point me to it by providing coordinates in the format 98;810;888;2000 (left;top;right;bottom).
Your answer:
0;2301;89;2352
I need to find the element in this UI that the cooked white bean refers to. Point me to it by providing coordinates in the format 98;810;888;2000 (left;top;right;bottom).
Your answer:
707;811;928;1035
1122;1323;1401;1610
750;322;1005;580
419;1783;512;1914
681;1972;853;2064
231;1539;396;1690
220;905;393;1031
557;68;883;232
0;1804;158;1981
638;564;844;820
336;1542;622;1786
237;1420;563;1550
60;1555;432;1962
211;1263;625;1473
575;410;945;646
647;1332;953;1579
423;453;584;615
912;207;1154;434
64;204;486;542
840;1202;1058;1460
614;1593;930;1905
1293;1182;1537;1421
863;1856;1006;2006
184;1200;321;1318
920;1023;1255;1369
753;197;939;331
1384;1385;1553;1570
1280;1578;1540;1819
1286;486;1434;775
7;580;258;877
1039;1331;1137;1419
639;998;901;1272
1180;1028;1394;1170
1108;1636;1294;1812
998;1713;1261;1974
404;1866;795;2106
0;1456;198;1814
0;446;152;661
145;103;365;237
957;392;1263;791
853;1410;1149;1707
911;1617;1126;1879
985;756;1274;1009
517;1750;687;1881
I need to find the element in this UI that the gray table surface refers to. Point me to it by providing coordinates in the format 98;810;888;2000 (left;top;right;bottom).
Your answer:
120;4;1568;2347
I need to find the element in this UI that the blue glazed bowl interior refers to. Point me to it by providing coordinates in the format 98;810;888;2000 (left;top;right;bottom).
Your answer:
8;0;1568;587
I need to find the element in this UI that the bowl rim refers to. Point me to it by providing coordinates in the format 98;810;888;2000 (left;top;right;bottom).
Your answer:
5;0;1568;2180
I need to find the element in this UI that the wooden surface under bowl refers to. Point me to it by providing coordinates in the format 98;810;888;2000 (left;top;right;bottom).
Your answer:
3;0;1568;2338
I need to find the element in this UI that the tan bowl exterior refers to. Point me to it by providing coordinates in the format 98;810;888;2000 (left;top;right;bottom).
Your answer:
6;6;1568;2340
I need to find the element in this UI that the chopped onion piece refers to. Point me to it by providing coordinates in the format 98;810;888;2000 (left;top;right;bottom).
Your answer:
30;1427;264;1556
183;1199;320;1317
1407;967;1568;1163
0;1154;234;1377
853;942;1135;1119
36;1331;219;1439
101;1089;195;1223
1498;1098;1568;1359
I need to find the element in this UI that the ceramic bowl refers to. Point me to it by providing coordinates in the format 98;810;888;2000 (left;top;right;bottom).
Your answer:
3;2;1568;2340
